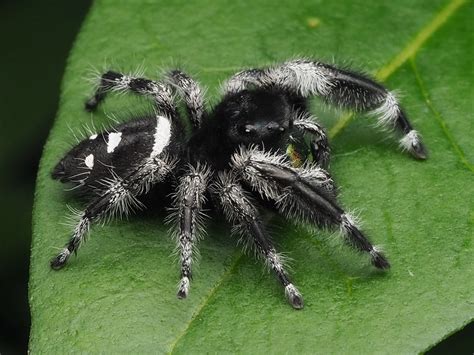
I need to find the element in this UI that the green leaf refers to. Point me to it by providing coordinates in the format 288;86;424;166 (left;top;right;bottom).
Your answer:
31;0;473;353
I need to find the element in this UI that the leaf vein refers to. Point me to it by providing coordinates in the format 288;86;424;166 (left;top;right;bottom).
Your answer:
168;252;243;354
409;58;474;173
329;0;468;138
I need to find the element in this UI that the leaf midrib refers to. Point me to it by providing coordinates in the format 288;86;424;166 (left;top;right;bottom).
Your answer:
328;0;468;138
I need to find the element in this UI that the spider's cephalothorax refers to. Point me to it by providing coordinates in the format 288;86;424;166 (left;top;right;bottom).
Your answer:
50;59;427;309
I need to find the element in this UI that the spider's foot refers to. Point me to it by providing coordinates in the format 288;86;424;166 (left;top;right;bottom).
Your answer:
400;130;428;160
411;141;428;160
285;283;304;310
370;247;390;270
177;276;190;299
50;248;71;270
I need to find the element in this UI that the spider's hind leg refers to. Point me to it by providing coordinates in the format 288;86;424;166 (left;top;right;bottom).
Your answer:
213;172;304;309
85;69;206;130
50;154;176;269
85;71;175;114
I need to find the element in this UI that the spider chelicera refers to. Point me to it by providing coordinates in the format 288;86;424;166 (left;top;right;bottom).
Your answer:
50;59;427;309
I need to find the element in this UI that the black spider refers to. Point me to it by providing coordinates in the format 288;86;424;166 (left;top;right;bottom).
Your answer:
50;59;427;309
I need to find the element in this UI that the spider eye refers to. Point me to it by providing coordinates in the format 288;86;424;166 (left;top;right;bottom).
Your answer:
266;122;286;133
242;124;255;134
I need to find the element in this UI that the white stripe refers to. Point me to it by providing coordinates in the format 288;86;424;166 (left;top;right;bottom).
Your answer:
107;132;122;153
151;116;171;157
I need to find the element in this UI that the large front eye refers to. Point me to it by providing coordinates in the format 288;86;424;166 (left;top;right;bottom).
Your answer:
240;124;256;135
266;122;285;133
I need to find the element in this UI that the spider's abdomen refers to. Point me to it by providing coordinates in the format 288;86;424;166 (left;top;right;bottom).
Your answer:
52;115;181;191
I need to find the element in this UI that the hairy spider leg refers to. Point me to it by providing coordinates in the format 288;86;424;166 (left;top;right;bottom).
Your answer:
85;71;176;116
168;164;210;298
86;70;205;131
214;172;304;309
165;70;205;129
292;113;330;168
232;148;390;269
224;59;427;159
51;154;176;269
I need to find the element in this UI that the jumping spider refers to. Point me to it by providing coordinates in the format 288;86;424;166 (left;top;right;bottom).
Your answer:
51;59;427;309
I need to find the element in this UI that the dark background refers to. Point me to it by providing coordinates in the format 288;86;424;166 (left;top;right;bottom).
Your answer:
0;0;91;353
0;0;470;353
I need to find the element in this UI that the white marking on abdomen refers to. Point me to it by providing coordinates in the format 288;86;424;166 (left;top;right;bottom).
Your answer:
151;115;171;157
89;134;98;140
107;132;122;153
84;154;94;169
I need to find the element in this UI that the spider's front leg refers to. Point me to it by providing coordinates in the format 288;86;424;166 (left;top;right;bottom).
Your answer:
168;164;210;299
232;148;390;269
50;155;176;269
225;59;427;159
213;172;304;309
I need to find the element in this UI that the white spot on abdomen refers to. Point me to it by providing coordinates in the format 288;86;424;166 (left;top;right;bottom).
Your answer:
107;132;122;153
151;116;171;157
84;154;94;169
89;134;98;140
